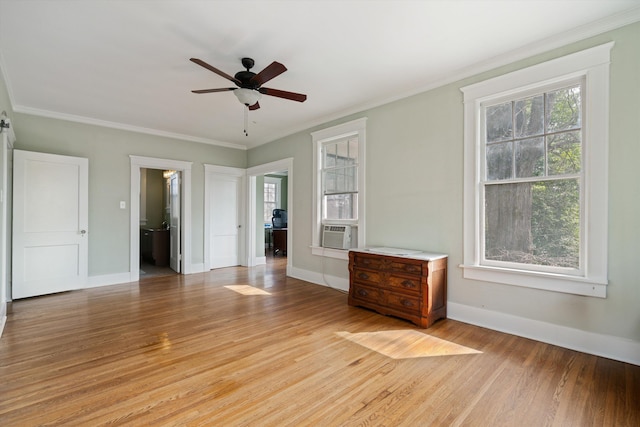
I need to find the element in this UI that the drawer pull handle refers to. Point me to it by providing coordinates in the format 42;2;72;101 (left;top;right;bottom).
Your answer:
401;280;416;289
405;266;420;273
401;299;415;307
357;289;368;297
357;272;369;280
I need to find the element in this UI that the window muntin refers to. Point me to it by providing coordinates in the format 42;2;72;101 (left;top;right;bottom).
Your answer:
482;82;583;273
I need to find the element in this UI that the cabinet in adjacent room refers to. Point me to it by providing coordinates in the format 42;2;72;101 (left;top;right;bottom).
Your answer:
348;249;448;328
140;228;170;266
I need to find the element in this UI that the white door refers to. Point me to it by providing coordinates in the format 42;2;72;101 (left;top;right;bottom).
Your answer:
169;172;181;273
12;150;88;299
210;174;240;268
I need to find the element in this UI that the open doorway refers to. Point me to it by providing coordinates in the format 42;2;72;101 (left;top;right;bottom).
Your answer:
130;156;193;282
247;158;293;273
262;172;288;261
139;168;180;279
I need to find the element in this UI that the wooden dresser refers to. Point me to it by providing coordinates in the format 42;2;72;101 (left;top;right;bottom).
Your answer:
348;248;448;328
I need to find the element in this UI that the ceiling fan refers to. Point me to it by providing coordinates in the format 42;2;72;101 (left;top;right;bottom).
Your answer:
190;57;307;111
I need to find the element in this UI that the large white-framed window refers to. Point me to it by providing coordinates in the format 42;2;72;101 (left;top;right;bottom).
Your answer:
461;42;612;298
311;117;367;260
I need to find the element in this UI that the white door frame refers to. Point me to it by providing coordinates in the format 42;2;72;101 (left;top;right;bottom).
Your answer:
130;155;193;281
203;164;246;270
246;158;293;272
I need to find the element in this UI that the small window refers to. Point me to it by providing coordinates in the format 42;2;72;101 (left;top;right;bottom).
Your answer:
263;177;281;223
311;118;367;259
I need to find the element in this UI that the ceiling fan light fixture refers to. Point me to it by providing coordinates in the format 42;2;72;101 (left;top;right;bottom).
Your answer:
234;88;261;106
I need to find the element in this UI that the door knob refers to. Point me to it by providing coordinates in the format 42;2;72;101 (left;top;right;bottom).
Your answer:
80;230;87;236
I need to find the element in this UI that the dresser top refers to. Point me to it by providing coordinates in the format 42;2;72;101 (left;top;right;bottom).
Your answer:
351;247;447;261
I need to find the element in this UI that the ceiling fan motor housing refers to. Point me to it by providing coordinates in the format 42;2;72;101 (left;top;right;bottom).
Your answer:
234;70;258;88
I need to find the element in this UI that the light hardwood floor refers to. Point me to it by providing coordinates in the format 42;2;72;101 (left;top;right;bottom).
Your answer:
1;257;639;426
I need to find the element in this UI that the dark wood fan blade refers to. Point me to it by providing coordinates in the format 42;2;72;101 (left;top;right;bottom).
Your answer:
250;61;287;86
248;102;260;111
259;87;307;102
190;58;241;85
191;88;236;94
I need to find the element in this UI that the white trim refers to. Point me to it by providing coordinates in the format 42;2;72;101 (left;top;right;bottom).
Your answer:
87;272;134;288
288;265;349;293
448;302;640;366
0;311;5;338
246;158;293;270
311;117;367;253
255;256;266;266
460;43;612;297
130;156;193;281
310;246;349;260
203;164;246;271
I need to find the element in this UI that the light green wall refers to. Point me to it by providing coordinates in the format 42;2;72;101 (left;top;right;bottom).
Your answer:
248;22;640;343
12;113;246;276
143;168;165;229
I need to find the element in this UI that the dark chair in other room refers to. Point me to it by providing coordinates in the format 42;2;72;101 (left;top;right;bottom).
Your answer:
272;209;287;255
272;209;287;229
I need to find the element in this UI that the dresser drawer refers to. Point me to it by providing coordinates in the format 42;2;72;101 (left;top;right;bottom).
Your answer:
383;290;421;314
350;283;380;305
352;254;385;270
387;260;423;276
385;274;421;294
352;268;382;286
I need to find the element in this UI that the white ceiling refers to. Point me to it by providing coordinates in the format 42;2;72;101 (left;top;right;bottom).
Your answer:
1;1;639;150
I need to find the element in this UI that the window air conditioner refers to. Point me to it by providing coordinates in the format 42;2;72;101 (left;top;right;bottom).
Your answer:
322;225;351;249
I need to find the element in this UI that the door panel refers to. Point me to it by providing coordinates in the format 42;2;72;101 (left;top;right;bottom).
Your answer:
13;150;88;299
210;175;240;268
169;172;181;273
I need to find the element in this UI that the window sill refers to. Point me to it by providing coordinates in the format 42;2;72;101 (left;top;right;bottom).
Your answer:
311;246;349;260
460;264;607;298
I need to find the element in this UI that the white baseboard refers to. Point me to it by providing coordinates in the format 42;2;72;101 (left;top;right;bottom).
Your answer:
187;263;205;274
0;302;6;338
255;256;267;266
87;272;134;288
448;302;640;366
288;266;349;292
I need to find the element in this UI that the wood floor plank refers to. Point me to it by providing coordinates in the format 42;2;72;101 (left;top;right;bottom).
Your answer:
1;257;639;426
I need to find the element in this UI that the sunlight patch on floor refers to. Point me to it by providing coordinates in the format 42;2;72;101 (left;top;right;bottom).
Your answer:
224;285;272;295
336;330;482;359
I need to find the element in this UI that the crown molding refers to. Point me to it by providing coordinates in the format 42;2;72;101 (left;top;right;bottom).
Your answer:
12;105;247;151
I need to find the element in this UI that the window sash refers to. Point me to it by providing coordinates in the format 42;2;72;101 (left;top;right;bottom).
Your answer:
321;138;359;220
479;80;585;275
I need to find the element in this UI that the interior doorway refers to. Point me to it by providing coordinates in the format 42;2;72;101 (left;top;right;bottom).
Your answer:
139;168;179;279
130;156;193;282
246;158;293;273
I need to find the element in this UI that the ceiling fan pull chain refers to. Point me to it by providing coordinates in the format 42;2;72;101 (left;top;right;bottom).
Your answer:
244;106;249;136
